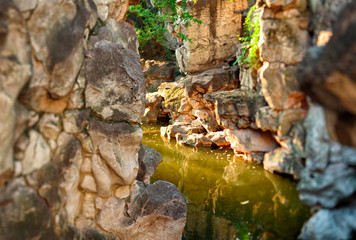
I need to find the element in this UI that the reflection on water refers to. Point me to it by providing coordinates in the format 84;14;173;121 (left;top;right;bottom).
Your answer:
142;124;310;240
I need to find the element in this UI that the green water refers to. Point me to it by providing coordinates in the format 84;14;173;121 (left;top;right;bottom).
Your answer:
142;124;310;240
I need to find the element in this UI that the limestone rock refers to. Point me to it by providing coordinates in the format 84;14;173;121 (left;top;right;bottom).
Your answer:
263;147;304;179
144;60;176;91
299;207;356;240
225;128;279;154
137;145;162;184
157;82;184;119
260;17;309;64
205;89;267;129
82;193;96;219
298;0;356;147
193;108;220;133
176;133;213;148
184;68;239;109
145;92;164;110
22;130;51;175
255;106;279;132
81;175;97;193
85;40;145;123
142;108;160;123
67;69;86;110
175;0;247;73
93;0;129;22
0;178;58;239
37;113;62;140
114;185;130;199
276;108;307;136
298;105;356;208
260;62;306;110
206;131;230;148
88;119;142;185
12;0;38;12
63;109;91;135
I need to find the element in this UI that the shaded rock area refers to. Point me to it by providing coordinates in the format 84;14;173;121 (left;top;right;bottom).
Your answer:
0;0;186;239
296;2;356;238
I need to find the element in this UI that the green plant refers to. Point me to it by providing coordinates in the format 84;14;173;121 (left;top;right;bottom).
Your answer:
234;4;262;69
128;0;202;48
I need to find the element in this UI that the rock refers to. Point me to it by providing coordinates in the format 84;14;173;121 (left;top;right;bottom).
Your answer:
81;175;97;193
63;109;91;135
37;113;62;140
225;128;279;154
114;185;130;199
93;0;129;22
298;105;356;208
263;147;304;179
164;122;205;139
142;109;160;123
143;60;176;91
157;82;184;119
145;92;164;110
175;0;247;73
0;1;32;179
54;132;83;223
88;119;142;185
85;40;145;123
239;68;257;90
276;108;307;136
176;133;213;148
255;106;279;132
67;69;86;110
205;89;267;129
298;0;356;147
80;158;92;174
82;193;96;219
26;0;89;98
193;108;220;132
183;68;239;109
206;131;230;148
12;0;38;12
260;62;306;110
0;178;58;239
137;145;163;184
299;207;356;240
22;130;51;175
260;17;309;64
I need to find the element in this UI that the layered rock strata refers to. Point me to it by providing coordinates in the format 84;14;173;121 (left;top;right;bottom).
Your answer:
0;0;186;239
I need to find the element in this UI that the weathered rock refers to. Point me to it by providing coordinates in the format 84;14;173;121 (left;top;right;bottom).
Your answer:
276;108;307;136
22;130;51;175
0;1;32;179
67;69;86;110
27;0;89;98
142;109;160;123
264;147;304;179
176;133;213;148
225;128;279;154
82;193;96;219
260;62;306;110
205;89;267;129
93;0;129;22
145;92;164;110
163;122;205;139
38;113;62;140
85;40;145;123
260;17;309;64
175;0;247;73
114;185;130;199
88;118;142;185
299;207;356;240
193;108;220;132
157;82;184;119
298;105;356;208
63;109;91;135
298;0;356;147
184;68;239;109
81;175;97;193
137;145;163;184
0;178;58;240
144;60;176;91
12;0;38;12
255;106;279;132
206;131;230;148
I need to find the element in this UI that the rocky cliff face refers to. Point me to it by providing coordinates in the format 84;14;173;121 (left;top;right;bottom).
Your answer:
0;0;186;239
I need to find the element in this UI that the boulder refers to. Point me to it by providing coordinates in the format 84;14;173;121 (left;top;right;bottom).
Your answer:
137;145;163;184
263;147;304;179
0;178;58;239
225;128;279;154
143;60;177;91
205;89;267;129
93;0;129;22
175;0;247;73
260;62;306;110
276;108;307;136
85;40;145;123
259;17;309;64
206;131;230;148
255;106;279;132
88;118;142;186
193;108;220;133
299;207;356;240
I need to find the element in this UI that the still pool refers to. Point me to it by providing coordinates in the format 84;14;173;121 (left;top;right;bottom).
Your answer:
142;124;310;240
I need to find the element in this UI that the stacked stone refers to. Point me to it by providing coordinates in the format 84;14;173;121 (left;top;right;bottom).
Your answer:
0;0;186;239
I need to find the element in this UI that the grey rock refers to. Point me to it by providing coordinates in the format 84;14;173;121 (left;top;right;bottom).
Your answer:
85;40;145;123
0;178;58;240
137;145;163;184
299;207;356;240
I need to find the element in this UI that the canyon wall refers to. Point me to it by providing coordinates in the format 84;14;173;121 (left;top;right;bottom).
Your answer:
0;0;186;239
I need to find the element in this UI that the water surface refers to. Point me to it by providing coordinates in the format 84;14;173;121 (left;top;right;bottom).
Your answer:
142;124;310;240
